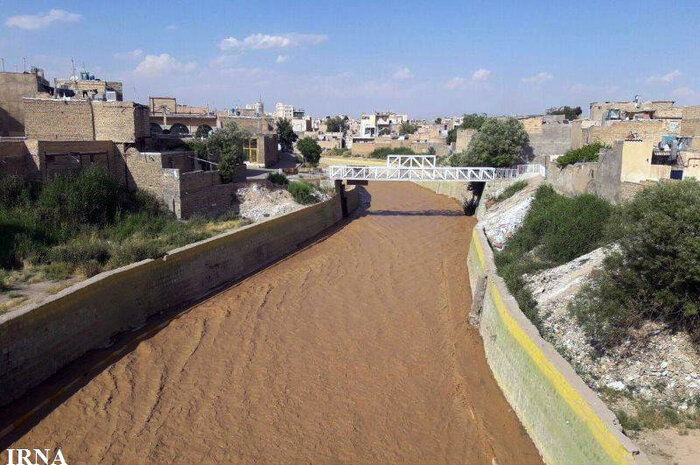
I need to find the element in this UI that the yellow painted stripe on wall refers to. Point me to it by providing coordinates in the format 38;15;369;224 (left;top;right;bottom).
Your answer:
487;279;631;465
472;228;486;269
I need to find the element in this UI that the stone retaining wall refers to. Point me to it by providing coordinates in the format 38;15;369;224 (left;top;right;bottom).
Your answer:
417;180;646;464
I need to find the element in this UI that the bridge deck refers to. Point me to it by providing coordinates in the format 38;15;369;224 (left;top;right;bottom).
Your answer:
327;155;544;182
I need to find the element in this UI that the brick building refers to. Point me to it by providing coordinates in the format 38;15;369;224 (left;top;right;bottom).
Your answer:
0;68;53;136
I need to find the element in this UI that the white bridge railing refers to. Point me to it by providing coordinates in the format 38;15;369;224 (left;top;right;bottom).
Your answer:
326;155;543;182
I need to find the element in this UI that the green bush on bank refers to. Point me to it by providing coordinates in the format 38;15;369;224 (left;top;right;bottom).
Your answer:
288;181;314;204
570;179;700;348
368;147;416;159
0;167;246;283
556;142;607;168
267;172;288;186
495;185;614;331
493;180;528;203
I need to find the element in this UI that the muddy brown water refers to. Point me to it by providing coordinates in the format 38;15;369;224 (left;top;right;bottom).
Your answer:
2;182;542;464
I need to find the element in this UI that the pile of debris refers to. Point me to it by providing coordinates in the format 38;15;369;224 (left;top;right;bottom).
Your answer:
524;247;700;408
236;181;303;222
480;178;541;249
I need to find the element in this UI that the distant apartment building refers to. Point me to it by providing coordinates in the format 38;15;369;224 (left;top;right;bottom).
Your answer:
275;102;294;119
359;111;407;138
0;67;54;136
233;99;265;117
54;71;123;101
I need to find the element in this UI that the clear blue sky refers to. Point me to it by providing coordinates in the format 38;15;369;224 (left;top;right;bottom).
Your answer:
2;0;699;118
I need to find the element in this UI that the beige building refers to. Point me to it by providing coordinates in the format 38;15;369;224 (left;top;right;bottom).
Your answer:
589;99;675;124
0;68;53;136
547;139;698;204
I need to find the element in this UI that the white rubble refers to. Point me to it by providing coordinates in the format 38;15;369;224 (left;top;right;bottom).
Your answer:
523;246;700;405
236;182;303;222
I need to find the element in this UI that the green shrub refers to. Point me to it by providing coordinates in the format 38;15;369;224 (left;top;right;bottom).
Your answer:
368;147;416;159
499;185;613;265
109;240;164;267
556;142;607;168
570;179;700;347
43;262;73;281
0;269;8;291
494;180;528;202
0;175;32;208
267;172;288;186
36;166;120;234
288;181;314;204
495;185;614;331
47;238;110;265
78;260;101;278
325;148;351;157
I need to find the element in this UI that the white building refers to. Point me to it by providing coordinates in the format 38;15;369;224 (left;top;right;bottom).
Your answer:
359;112;408;138
275;102;294;119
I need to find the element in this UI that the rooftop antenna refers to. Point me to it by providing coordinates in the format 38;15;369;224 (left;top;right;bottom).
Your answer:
71;58;77;83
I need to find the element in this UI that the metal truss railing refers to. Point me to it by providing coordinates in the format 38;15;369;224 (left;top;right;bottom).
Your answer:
326;155;542;182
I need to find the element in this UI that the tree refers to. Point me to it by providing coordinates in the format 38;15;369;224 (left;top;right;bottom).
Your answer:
296;137;323;166
446;128;457;145
206;121;250;183
399;121;419;135
326;115;348;133
435;117;442;124
460;113;487;130
276;118;298;152
547;106;583;121
450;117;529;167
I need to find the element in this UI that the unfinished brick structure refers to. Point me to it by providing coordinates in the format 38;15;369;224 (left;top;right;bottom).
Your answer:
125;149;246;218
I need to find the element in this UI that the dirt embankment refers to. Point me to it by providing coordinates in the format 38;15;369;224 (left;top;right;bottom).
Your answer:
2;182;541;464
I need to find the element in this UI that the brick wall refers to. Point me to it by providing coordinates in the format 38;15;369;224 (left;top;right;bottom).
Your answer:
23;99;148;144
92;101;149;143
586;120;674;146
24;99;94;140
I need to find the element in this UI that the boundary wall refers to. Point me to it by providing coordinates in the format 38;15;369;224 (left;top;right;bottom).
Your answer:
0;187;359;405
418;181;646;465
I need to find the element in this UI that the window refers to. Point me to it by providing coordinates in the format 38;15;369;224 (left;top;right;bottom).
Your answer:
244;138;258;161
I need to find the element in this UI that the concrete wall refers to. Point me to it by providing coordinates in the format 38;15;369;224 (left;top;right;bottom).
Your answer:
0;187;360;406
524;123;572;159
351;139;448;157
467;226;645;465
545;161;599;197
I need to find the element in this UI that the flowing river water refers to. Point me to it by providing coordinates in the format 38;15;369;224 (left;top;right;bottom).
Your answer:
2;182;542;464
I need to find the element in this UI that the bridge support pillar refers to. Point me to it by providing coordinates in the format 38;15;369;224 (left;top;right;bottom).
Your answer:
335;180;348;218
